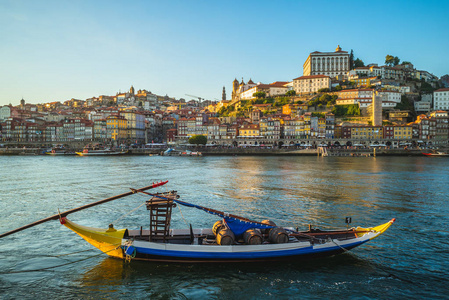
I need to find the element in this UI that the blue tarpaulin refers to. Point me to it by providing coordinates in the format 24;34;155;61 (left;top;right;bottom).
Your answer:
172;198;275;236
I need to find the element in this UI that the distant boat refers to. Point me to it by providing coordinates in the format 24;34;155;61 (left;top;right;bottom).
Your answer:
76;144;127;156
163;148;202;156
76;148;127;156
422;151;449;157
45;145;75;155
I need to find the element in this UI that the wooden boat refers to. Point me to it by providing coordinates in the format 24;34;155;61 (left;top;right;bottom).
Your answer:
422;151;449;156
76;149;126;156
0;182;395;263
76;145;127;156
45;145;75;155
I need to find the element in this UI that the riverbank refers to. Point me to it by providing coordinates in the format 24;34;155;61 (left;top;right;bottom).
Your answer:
0;147;434;156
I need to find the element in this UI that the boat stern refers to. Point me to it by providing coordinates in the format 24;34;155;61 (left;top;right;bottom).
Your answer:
355;218;396;240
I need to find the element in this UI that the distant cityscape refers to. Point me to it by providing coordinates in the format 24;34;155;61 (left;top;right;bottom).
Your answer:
1;45;449;148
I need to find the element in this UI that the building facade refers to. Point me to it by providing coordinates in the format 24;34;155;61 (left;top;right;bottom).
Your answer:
292;75;331;95
303;45;350;78
433;88;449;110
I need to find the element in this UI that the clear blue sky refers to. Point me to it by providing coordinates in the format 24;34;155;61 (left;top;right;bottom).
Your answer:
1;0;448;106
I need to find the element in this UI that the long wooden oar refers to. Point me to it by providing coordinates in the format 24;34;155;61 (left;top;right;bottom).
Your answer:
0;181;168;239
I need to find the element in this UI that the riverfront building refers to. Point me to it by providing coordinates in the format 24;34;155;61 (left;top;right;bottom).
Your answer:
433;88;449;111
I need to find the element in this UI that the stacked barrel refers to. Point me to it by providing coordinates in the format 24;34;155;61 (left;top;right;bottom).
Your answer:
212;219;289;245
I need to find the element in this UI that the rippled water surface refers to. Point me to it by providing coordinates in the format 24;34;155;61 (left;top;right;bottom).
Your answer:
0;155;448;299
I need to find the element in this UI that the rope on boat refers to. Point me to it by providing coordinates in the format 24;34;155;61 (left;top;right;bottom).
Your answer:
177;203;190;227
330;239;414;284
44;248;99;257
0;244;122;274
110;201;148;225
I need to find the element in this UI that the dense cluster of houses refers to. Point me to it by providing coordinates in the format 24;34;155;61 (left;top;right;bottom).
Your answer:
1;96;448;147
1;46;448;147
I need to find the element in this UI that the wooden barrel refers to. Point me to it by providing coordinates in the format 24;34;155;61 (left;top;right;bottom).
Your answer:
243;229;263;245
216;228;235;245
268;227;289;244
212;220;225;236
261;219;276;234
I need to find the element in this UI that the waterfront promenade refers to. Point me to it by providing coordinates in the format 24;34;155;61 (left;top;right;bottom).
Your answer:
0;146;432;156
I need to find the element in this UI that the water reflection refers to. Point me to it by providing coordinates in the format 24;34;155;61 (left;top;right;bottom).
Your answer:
1;155;449;299
78;251;409;299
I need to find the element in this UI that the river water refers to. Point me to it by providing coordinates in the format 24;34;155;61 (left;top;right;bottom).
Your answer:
0;155;448;299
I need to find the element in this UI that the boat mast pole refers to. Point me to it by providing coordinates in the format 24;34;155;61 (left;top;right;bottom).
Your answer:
0;181;168;239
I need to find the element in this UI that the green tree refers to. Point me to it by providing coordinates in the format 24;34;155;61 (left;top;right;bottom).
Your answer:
347;105;360;116
253;91;266;99
312;112;325;118
349;49;354;69
274;96;289;107
334;85;342;91
286;90;296;96
396;95;414;111
263;97;275;104
318;88;330;93
420;81;435;93
394;56;400;66
189;135;207;145
354;58;365;68
331;104;360;116
385;55;394;66
385;55;400;66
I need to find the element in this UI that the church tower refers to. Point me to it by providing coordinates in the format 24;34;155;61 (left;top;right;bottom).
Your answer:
222;86;226;100
232;78;239;101
129;85;135;95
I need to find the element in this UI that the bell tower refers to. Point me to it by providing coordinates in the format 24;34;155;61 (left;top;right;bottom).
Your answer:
222;86;226;100
232;78;239;101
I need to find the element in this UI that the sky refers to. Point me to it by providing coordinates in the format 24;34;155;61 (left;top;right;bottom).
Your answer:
1;0;448;106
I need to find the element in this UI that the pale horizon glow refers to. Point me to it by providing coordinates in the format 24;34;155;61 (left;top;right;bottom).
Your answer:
1;0;448;106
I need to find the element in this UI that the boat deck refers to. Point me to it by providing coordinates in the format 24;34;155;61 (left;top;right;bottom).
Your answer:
125;227;361;246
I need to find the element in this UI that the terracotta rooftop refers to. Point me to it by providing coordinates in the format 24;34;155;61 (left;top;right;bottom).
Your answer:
293;75;330;80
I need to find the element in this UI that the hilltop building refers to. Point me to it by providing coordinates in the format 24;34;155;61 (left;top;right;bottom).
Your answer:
232;78;257;101
292;75;331;95
303;45;350;78
239;82;289;100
